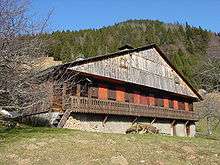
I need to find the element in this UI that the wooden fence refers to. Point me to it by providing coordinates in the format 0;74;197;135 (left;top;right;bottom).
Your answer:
67;96;199;121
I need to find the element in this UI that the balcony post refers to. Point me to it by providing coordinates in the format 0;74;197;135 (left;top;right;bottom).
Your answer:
76;84;81;97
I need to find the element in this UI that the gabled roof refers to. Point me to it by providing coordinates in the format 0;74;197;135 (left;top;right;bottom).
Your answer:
46;44;202;100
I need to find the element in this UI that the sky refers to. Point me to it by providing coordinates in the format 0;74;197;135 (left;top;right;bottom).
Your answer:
31;0;220;32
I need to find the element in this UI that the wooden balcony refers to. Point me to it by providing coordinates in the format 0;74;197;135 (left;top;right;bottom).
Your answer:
66;96;199;121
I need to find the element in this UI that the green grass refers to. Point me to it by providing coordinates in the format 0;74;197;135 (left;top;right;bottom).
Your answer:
0;126;220;165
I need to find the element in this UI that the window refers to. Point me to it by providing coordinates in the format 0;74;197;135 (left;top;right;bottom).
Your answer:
108;87;116;101
189;103;193;111
178;101;185;110
125;91;130;102
155;96;164;107
169;99;174;109
148;94;155;106
128;91;134;103
158;98;164;107
80;84;89;97
91;86;98;99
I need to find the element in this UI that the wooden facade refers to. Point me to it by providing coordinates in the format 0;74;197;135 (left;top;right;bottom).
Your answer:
46;44;201;127
65;77;195;112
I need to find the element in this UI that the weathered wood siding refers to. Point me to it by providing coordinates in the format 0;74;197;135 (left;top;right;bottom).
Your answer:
69;48;198;99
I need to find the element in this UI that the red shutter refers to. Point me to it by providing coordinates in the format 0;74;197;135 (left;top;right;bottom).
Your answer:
140;94;148;105
116;87;125;102
173;100;179;110
164;98;169;108
133;92;140;104
98;84;108;100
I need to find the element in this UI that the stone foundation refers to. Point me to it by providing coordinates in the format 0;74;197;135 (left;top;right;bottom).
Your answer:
63;113;196;136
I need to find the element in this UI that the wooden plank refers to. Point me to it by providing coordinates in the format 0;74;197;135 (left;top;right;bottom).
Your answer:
151;118;156;124
69;49;198;99
171;120;176;126
62;82;67;110
102;115;108;126
57;109;71;128
76;84;81;97
132;117;138;125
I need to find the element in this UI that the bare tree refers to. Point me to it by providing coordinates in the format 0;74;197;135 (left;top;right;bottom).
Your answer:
0;0;52;122
194;55;220;135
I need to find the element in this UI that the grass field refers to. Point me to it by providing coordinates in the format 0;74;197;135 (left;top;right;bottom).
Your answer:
0;126;219;165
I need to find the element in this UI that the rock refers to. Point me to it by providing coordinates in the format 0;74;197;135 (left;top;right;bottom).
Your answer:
140;160;145;163
110;155;128;165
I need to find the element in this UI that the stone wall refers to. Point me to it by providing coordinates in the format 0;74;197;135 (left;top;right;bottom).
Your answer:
63;113;192;136
22;112;196;137
175;123;187;137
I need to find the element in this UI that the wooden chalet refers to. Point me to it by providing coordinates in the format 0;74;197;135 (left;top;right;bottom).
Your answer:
36;44;202;136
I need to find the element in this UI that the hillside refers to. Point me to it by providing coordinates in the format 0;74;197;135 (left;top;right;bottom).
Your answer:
0;127;219;165
44;20;220;88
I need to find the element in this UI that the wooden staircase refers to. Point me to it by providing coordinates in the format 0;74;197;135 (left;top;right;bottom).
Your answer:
57;109;71;128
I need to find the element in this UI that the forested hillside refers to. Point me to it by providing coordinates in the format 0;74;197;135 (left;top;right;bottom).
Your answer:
44;20;220;89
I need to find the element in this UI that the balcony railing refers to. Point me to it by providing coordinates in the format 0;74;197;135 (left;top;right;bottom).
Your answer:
66;96;199;121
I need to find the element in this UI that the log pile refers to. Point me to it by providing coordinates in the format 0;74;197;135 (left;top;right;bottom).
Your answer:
126;123;159;134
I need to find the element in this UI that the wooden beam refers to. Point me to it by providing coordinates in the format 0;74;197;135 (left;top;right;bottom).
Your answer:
102;115;108;126
57;109;71;128
151;118;156;124
132;117;138;125
88;86;92;98
171;120;176;126
62;82;67;110
185;120;189;126
76;84;81;97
